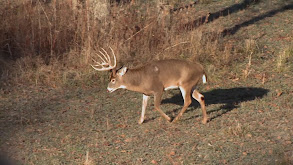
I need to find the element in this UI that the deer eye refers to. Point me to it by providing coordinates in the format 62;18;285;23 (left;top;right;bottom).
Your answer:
111;79;116;83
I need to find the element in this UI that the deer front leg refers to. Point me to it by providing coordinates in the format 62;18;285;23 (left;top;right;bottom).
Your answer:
138;94;150;124
154;91;171;122
172;86;192;123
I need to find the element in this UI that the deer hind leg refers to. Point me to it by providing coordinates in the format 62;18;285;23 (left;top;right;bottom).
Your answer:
172;86;192;123
154;91;171;122
138;94;150;124
192;90;208;124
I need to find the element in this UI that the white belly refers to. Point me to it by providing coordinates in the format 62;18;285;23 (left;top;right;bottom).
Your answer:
164;86;179;90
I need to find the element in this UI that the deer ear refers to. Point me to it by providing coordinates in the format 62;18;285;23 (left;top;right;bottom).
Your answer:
118;67;128;76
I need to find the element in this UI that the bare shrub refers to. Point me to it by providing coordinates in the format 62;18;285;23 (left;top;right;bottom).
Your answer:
0;0;238;87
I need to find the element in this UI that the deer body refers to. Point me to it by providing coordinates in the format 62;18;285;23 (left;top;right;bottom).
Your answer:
91;48;208;124
109;59;204;94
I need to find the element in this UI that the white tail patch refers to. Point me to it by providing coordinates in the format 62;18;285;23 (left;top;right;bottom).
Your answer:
202;74;207;84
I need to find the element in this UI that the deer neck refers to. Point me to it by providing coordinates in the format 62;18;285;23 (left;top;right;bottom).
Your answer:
122;69;145;93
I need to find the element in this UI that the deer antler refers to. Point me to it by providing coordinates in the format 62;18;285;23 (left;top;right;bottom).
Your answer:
91;47;117;71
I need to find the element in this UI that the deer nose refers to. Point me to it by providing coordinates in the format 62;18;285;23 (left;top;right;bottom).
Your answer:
107;87;114;93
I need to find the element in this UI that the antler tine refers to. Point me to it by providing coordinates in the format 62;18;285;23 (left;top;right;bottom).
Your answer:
109;46;117;68
96;53;107;64
91;65;113;71
98;49;109;64
91;57;103;66
91;47;117;71
90;58;113;71
90;57;104;71
101;48;110;61
101;48;112;66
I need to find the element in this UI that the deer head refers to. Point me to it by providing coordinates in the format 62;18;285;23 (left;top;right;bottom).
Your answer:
91;47;128;93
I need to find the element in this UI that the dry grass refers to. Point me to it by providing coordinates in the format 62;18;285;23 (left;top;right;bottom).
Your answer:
0;0;252;88
277;45;293;72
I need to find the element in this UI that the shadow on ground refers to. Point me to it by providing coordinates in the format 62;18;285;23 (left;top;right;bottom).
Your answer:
222;3;293;36
182;0;260;30
181;1;293;39
162;87;269;121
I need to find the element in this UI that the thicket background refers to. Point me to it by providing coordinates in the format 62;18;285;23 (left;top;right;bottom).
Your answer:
1;0;276;88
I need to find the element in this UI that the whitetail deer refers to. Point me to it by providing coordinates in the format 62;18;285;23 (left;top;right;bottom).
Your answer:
91;47;208;124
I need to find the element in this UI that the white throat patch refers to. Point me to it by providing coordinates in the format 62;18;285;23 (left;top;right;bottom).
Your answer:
107;85;127;93
119;85;127;89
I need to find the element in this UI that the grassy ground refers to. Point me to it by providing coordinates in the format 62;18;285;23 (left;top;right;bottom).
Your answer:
1;0;293;164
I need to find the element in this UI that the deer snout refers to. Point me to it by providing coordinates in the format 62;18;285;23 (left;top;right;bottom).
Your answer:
107;87;116;93
107;85;126;93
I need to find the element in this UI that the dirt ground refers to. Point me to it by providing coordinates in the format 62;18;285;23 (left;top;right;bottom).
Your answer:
1;0;293;164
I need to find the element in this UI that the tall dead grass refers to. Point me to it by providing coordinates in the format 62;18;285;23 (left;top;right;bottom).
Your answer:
0;0;242;87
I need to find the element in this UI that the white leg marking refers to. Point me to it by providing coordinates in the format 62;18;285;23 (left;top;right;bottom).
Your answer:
192;90;204;102
179;87;186;102
202;74;207;84
139;94;149;124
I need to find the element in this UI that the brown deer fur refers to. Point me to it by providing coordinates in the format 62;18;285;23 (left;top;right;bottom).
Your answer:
107;59;208;124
